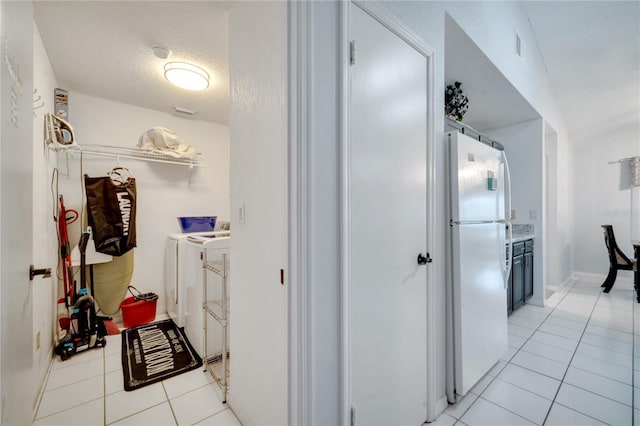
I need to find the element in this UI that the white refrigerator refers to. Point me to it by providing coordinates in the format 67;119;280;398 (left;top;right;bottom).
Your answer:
446;131;512;402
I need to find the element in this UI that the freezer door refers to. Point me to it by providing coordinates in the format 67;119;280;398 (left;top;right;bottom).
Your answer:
452;222;508;396
449;132;505;222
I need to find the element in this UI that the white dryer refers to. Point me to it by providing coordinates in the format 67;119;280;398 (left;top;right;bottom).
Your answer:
164;230;229;327
164;233;190;327
183;236;230;356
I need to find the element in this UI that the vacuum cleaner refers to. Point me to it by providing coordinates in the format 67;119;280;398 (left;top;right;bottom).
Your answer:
55;231;106;361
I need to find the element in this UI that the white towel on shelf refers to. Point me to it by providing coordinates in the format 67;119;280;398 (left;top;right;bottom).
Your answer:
137;127;198;159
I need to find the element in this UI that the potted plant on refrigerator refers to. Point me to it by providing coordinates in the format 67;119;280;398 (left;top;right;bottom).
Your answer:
445;81;469;122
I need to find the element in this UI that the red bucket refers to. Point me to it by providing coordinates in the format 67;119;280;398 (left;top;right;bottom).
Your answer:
120;287;158;328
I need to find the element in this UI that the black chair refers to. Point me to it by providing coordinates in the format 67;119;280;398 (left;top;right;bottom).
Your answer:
601;225;634;293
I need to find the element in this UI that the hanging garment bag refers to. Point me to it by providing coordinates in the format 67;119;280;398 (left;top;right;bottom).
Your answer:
84;172;137;256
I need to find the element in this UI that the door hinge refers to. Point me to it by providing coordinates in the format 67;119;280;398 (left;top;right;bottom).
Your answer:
350;406;355;426
349;40;356;65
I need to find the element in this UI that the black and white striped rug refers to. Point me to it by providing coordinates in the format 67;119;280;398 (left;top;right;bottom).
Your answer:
121;319;202;391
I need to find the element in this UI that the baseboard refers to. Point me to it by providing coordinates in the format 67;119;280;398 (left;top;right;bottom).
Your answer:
226;392;254;426
548;274;576;290
528;294;545;307
572;271;633;284
559;275;575;289
33;347;55;421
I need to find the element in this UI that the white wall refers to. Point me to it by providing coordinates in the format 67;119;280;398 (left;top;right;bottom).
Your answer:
54;92;230;315
32;21;60;405
228;2;288;425
307;1;573;421
487;119;545;306
573;129;640;276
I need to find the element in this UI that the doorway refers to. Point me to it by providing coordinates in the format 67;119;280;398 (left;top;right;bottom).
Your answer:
23;2;291;425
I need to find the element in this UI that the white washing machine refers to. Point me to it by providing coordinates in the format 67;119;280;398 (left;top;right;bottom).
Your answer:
183;236;230;357
164;231;229;327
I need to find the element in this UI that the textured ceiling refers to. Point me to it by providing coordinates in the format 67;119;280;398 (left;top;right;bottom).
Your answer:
523;1;640;143
33;1;229;125
34;1;639;143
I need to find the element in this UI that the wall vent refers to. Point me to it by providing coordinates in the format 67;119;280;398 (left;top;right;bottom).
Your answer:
515;31;523;60
172;106;197;116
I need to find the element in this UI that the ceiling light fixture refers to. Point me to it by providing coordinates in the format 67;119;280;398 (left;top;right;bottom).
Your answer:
164;62;210;91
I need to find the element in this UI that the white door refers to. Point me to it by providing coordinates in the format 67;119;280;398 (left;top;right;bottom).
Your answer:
1;1;35;424
349;5;428;425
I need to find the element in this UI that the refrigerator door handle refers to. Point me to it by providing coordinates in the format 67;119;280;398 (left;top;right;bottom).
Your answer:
504;222;513;289
502;147;513;290
502;151;512;221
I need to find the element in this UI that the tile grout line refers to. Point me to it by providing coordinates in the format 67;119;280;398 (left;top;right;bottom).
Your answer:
567;363;633;388
104;400;171;425
550;400;617;426
42;355;105;391
104;345;107;426
32;372;105;421
541;280;605;426
474;395;540;425
30;397;105;424
162;382;180;426
516;337;634;380
191;407;229;426
632;292;636;426
32;355;55;422
488;375;556;403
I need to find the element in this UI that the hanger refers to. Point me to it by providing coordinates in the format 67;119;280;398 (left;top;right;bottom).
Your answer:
107;166;133;186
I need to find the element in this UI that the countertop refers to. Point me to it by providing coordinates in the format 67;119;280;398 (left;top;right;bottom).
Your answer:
511;233;535;244
509;224;535;244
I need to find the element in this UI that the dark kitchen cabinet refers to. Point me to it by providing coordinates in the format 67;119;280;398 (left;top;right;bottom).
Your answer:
511;242;525;311
524;240;534;301
508;239;534;315
507;260;513;315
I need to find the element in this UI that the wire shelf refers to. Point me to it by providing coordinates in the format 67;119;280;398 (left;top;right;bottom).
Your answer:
202;251;229;403
204;298;230;325
205;352;230;389
52;143;204;167
204;260;229;277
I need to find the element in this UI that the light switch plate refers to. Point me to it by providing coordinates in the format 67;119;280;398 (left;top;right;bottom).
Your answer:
238;202;246;224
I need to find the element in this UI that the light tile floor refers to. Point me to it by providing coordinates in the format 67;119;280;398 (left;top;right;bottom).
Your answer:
34;276;639;425
34;313;240;426
435;275;638;426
